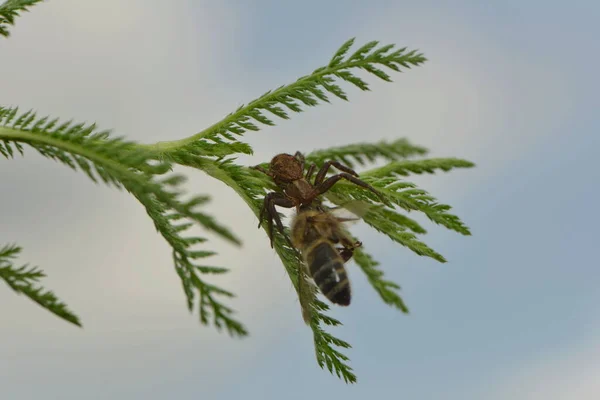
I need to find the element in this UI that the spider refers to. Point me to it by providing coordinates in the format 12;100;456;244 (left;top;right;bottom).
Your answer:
251;151;386;248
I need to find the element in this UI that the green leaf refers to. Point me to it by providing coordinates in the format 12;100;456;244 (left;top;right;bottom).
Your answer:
353;247;409;313
306;138;429;169
1;107;245;335
179;157;358;383
0;0;44;38
2;28;473;384
329;37;355;67
0;107;241;245
0;244;82;327
362;158;475;178
143;38;428;155
363;208;446;262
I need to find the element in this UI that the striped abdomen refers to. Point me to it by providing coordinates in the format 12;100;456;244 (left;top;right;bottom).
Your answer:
305;241;351;306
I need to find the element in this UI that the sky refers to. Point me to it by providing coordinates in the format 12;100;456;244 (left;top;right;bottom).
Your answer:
1;0;599;399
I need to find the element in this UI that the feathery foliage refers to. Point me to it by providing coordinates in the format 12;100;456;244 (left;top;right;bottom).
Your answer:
0;244;81;326
0;0;42;37
270;228;357;384
304;149;474;317
306;138;429;168
163;155;359;382
353;247;409;313
0;106;245;335
3;6;473;383
362;158;476;178
147;37;427;161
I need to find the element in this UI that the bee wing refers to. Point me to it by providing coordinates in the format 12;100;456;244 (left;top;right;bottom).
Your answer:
326;200;375;225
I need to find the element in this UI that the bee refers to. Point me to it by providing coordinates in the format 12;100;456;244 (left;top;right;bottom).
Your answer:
291;204;363;306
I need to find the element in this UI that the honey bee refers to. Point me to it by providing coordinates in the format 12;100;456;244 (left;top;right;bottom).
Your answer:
291;204;362;306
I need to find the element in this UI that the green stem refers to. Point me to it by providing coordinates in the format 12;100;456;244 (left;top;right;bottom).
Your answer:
0;126;242;244
0;127;131;174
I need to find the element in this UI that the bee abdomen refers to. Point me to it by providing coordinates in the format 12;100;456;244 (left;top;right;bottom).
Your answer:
307;242;351;306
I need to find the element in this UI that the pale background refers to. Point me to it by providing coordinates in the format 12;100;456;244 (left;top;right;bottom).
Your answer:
1;1;598;399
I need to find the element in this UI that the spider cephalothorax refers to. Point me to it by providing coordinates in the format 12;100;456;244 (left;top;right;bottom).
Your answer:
252;151;385;248
268;153;304;185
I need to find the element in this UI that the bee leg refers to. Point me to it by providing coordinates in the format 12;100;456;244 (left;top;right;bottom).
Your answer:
314;173;387;205
339;236;361;249
337;247;354;262
313;160;360;186
337;238;361;262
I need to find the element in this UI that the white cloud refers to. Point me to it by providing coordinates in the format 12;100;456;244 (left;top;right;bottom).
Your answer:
0;4;582;397
0;0;285;332
1;0;576;338
244;5;574;197
1;0;577;335
0;0;245;141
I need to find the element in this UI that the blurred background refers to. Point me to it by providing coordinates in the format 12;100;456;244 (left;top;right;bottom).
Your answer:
1;0;598;399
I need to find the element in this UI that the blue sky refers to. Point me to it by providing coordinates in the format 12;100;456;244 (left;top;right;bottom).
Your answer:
1;1;598;399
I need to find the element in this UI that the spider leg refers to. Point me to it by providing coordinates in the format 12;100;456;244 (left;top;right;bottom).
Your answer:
251;165;275;178
262;192;295;248
294;151;306;172
314;160;359;186
315;173;387;203
257;193;276;245
258;194;269;228
267;209;275;248
305;163;317;183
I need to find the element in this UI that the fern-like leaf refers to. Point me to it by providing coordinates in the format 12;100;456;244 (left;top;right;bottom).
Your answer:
363;207;446;262
317;156;474;237
2;22;474;383
0;244;82;326
362;158;475;178
171;156;358;383
138;193;248;337
0;107;240;244
305;138;429;169
353;247;409;313
176;146;472;382
0;0;43;38
365;177;472;236
147;38;427;158
0;107;245;334
271;232;357;384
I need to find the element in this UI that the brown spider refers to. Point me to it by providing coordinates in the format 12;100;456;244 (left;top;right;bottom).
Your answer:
251;151;386;248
